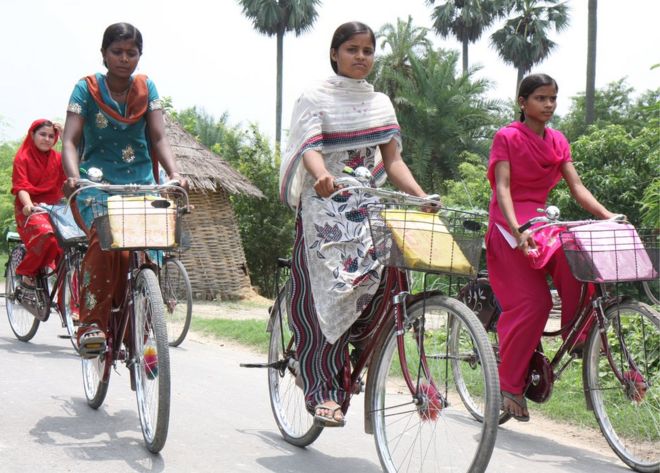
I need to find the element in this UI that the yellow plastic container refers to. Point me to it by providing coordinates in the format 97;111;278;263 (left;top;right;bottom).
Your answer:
381;209;475;275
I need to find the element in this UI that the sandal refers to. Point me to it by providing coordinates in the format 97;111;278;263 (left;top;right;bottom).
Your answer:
501;391;530;422
314;402;346;427
20;276;36;290
78;325;107;359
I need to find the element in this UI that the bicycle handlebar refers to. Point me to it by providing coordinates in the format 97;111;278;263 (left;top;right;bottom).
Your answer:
67;179;189;208
517;207;627;235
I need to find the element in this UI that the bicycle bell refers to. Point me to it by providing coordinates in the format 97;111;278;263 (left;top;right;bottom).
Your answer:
87;167;104;182
352;166;373;185
545;205;560;220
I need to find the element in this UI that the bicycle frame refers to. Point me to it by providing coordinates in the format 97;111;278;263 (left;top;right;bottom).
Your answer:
96;250;158;388
271;259;442;431
6;234;84;325
542;282;643;392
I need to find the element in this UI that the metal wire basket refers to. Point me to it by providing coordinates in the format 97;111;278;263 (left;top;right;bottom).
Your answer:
560;222;658;283
90;189;190;251
367;205;486;276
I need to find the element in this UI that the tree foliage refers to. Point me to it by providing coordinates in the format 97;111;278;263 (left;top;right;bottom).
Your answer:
556;79;659;142
549;124;658;227
171;108;294;297
426;0;509;73
372;18;506;193
0;142;18;235
490;0;570;92
237;0;321;152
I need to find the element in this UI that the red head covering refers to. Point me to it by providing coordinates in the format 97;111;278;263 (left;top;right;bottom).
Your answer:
11;119;65;206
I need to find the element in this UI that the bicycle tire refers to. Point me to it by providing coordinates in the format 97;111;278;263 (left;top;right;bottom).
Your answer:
642;280;660;307
5;245;39;342
267;286;323;447
61;250;82;352
583;300;659;472
160;257;193;347
133;268;171;453
369;295;500;473
81;349;111;409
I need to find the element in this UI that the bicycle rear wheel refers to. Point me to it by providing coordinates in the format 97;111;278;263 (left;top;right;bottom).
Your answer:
160;257;193;347
268;286;323;447
82;349;111;409
5;245;39;342
133;268;170;453
369;295;499;473
584;301;660;472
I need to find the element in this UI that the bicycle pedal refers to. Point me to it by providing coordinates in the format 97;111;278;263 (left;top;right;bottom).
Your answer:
352;380;365;394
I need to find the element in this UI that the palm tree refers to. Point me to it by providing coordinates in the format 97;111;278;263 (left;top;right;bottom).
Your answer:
490;0;570;96
372;16;433;98
391;49;501;191
426;0;509;74
237;0;321;155
585;0;597;124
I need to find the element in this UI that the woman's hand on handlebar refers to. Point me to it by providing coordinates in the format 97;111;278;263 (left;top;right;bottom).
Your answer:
22;204;35;217
515;228;538;256
314;173;337;198
63;177;79;198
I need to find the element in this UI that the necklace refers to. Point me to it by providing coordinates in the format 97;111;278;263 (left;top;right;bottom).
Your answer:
105;78;130;96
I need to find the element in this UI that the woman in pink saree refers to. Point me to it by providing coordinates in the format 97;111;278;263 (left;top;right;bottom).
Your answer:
486;74;616;421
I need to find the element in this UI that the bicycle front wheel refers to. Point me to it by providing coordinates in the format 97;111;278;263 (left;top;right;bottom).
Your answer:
5;245;39;342
369;295;500;473
584;301;660;472
82;349;111;409
160;257;193;347
133;268;171;453
642;280;659;307
62;250;83;351
268;286;323;447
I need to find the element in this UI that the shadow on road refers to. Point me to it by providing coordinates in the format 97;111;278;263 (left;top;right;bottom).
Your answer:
496;424;628;472
240;429;382;473
0;335;78;360
29;395;166;473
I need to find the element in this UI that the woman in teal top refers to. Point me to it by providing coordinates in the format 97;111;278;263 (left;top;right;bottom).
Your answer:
62;22;186;358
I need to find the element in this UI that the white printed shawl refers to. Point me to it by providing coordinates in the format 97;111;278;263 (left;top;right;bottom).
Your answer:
280;75;402;343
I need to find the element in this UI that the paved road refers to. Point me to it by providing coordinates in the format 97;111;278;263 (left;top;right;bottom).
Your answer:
0;309;631;473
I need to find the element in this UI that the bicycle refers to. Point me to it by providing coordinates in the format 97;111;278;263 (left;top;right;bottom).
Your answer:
243;171;500;473
159;250;193;347
70;173;189;453
458;207;659;472
4;204;86;347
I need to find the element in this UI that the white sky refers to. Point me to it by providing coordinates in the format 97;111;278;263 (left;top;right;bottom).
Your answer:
1;0;658;144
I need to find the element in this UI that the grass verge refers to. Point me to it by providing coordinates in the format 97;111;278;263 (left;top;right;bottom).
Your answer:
191;317;270;353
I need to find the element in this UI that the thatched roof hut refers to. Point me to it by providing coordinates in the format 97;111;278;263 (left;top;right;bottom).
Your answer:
164;114;264;300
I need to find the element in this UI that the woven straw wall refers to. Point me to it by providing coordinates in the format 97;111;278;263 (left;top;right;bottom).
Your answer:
178;189;252;300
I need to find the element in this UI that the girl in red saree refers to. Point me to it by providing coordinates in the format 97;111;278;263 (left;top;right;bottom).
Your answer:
486;74;616;421
11;119;66;288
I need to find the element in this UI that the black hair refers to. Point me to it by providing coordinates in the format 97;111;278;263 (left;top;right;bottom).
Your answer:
33;120;54;133
517;73;558;121
329;21;376;73
101;22;143;67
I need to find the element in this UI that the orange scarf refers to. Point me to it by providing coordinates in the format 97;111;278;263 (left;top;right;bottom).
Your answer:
85;74;149;124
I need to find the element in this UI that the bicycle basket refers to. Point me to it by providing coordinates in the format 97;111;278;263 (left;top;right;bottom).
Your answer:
367;205;486;276
560;222;658;283
46;204;87;248
91;191;189;251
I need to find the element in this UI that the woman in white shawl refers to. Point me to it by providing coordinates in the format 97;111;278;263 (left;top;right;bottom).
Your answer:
280;21;429;427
